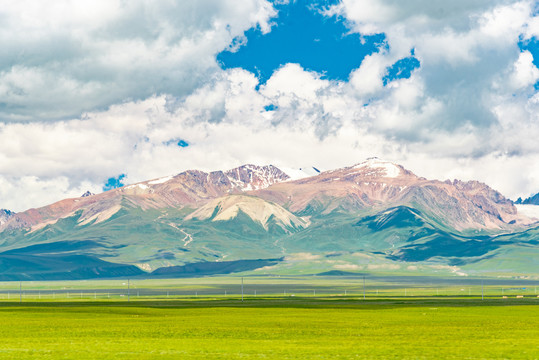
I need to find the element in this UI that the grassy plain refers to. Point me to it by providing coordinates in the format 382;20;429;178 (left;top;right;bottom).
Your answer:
0;297;537;359
0;275;538;300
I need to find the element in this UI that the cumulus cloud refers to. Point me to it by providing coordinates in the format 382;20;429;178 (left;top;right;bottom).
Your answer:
1;1;539;211
328;1;536;106
0;0;275;121
509;51;539;89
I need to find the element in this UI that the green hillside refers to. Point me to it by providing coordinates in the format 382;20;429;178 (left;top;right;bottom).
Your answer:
0;199;537;280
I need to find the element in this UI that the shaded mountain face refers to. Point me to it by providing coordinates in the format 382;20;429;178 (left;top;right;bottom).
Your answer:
0;209;14;227
0;240;144;281
360;206;426;231
356;206;505;263
516;192;539;205
0;159;537;280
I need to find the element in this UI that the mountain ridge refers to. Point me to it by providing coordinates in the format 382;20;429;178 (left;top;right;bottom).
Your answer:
516;192;539;205
0;159;537;280
0;164;290;233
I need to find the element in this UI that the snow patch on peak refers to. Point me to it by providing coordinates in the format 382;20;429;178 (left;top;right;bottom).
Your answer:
148;176;173;185
353;158;401;178
125;183;149;190
223;164;289;191
281;166;322;180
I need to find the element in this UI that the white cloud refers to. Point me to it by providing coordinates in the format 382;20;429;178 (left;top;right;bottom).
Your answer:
349;53;389;96
0;0;276;121
1;1;539;212
330;1;536;114
509;51;539;89
0;175;101;212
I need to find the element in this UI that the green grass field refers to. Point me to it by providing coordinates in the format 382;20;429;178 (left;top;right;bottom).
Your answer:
0;275;538;301
0;297;538;359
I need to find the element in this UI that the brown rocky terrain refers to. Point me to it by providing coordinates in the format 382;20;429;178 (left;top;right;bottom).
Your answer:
252;158;527;231
0;164;289;232
0;209;14;227
0;158;531;234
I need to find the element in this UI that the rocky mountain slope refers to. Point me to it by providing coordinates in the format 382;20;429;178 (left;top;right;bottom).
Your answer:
0;164;289;233
0;159;537;280
253;158;525;231
0;209;14;227
185;195;310;232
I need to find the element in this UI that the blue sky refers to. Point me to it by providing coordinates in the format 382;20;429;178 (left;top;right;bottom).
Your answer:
519;36;539;88
0;0;538;209
217;0;422;87
520;38;539;67
103;174;126;191
218;0;388;83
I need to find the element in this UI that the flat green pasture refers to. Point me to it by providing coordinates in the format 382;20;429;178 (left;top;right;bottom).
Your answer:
1;275;538;300
0;298;537;359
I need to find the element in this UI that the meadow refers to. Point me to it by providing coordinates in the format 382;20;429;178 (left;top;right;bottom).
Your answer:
0;276;538;359
1;275;538;300
0;297;537;359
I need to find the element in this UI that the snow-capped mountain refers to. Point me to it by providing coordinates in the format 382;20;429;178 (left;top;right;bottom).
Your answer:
1;160;530;233
349;157;403;178
0;164;290;232
0;159;537;280
253;158;526;231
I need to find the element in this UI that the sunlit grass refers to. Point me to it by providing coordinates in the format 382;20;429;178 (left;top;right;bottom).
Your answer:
0;298;537;359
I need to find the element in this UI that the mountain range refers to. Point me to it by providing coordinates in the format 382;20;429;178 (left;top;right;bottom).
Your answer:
0;158;538;280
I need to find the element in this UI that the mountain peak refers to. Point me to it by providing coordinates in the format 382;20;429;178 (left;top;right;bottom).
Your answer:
351;158;402;178
81;191;95;197
223;164;290;191
0;209;15;226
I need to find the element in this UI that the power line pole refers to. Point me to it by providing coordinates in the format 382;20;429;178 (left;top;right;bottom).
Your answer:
241;277;244;302
127;279;130;302
481;278;484;300
19;282;22;304
363;276;366;300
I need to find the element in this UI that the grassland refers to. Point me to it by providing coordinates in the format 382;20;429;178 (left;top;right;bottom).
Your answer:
0;297;537;359
0;275;538;300
0;277;537;359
